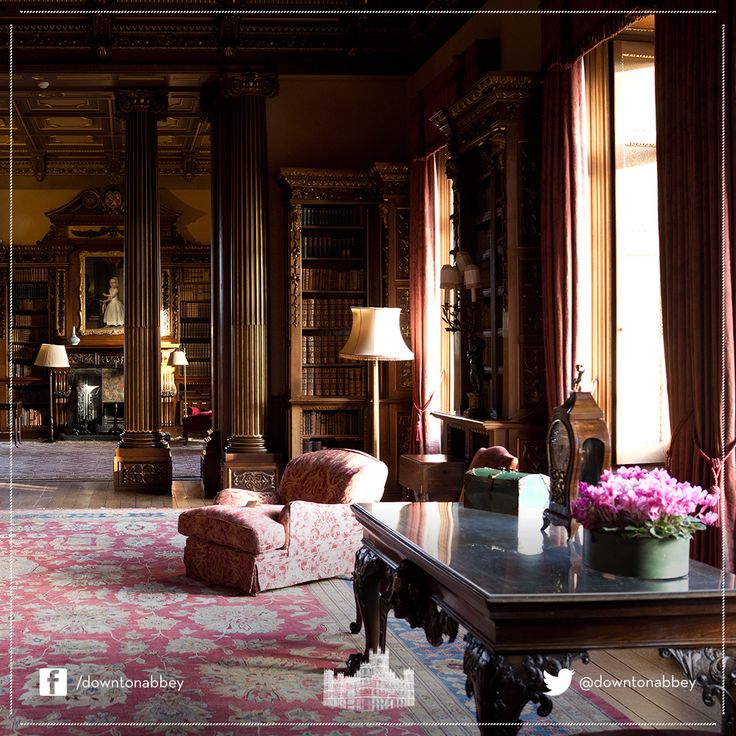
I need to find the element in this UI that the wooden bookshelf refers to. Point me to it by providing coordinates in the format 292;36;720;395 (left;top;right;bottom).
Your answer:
176;266;211;411
278;169;380;459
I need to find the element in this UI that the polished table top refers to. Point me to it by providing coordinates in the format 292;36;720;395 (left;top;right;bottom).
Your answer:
354;501;736;602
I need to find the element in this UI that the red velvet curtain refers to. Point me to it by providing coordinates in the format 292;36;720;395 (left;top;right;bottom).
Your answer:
540;62;584;414
409;154;443;455
540;3;640;416
655;5;736;570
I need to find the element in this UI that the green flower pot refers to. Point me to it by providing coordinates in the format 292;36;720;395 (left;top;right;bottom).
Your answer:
582;529;690;579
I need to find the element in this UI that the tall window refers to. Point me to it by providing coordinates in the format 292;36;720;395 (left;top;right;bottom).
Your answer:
612;39;670;463
584;27;670;465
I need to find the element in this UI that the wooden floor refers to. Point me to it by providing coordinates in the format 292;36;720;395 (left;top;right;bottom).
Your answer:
0;479;211;510
0;479;720;731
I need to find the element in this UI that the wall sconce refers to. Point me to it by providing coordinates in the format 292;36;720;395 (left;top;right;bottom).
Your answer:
439;250;479;332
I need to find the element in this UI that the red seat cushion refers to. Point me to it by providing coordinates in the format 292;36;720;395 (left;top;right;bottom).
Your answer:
178;505;286;554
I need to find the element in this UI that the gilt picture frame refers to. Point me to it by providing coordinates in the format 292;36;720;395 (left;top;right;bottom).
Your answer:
79;251;125;335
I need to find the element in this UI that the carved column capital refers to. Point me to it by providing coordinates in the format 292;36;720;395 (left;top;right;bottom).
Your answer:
221;72;279;99
115;90;168;120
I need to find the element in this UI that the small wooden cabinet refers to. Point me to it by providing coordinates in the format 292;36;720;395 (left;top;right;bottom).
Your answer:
398;453;468;502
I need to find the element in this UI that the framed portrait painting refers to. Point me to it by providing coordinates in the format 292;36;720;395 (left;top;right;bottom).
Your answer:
79;251;125;335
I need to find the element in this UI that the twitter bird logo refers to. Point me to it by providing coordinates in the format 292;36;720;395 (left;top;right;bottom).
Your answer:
543;668;574;697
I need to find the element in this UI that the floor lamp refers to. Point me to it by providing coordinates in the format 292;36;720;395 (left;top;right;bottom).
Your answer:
340;307;414;461
34;343;70;443
168;349;189;422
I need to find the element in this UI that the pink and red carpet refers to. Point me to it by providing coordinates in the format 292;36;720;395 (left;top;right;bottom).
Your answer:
0;509;635;735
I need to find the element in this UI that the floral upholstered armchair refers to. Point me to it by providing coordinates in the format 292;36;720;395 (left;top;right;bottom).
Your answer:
178;448;387;595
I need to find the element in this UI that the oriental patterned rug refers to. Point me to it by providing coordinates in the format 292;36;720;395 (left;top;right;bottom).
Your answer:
0;510;637;736
0;440;203;480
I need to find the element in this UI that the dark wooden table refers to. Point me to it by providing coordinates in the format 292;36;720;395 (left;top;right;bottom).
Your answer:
349;501;736;735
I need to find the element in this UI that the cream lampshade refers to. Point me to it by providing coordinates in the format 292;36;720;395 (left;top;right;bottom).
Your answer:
454;250;473;273
34;343;70;442
439;264;462;304
339;307;413;460
463;263;482;302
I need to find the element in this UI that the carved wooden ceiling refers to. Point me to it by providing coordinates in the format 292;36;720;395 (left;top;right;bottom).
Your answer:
0;1;485;180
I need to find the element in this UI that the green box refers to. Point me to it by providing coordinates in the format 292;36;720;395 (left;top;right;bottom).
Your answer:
462;468;549;515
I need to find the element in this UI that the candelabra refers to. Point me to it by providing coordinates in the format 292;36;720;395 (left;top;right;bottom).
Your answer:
439;250;481;333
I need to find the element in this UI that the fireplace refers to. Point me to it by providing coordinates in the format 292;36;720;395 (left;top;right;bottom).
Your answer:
69;368;124;435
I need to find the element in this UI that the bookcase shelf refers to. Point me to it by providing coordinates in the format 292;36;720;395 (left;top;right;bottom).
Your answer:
279;168;381;459
176;270;212;400
7;273;51;433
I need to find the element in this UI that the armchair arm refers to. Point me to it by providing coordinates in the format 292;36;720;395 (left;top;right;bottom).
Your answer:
278;501;362;555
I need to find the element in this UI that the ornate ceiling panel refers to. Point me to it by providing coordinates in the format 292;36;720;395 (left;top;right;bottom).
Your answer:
0;2;485;179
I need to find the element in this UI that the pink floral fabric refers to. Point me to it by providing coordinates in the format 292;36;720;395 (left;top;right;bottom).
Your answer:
213;488;280;506
179;448;387;594
278;448;387;504
178;505;286;554
183;536;262;594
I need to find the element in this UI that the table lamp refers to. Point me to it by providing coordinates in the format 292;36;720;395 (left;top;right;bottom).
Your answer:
340;307;413;460
168;349;189;419
34;343;70;442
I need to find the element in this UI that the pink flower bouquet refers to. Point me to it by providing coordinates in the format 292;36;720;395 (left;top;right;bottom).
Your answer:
572;466;719;539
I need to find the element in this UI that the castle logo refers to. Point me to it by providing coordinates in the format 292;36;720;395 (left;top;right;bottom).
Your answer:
323;651;415;711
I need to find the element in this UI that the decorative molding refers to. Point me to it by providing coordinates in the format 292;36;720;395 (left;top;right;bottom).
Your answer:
1;159;211;179
55;269;66;338
519;141;541;246
222;72;279;99
521;346;545;410
231;469;277;493
397;412;412;457
372;162;410;196
31;151;47;182
288;204;302;328
430;72;541;155
520;257;543;337
92;15;113;58
380;202;390;305
396;208;410;280
278;168;379;203
120;462;168;485
68;351;124;369
115;90;169;121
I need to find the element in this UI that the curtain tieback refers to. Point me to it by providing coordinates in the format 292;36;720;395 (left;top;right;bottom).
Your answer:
413;370;446;443
695;441;736;527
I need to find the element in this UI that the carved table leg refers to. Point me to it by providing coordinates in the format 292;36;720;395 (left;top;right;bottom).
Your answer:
660;648;736;735
464;633;589;735
346;546;389;675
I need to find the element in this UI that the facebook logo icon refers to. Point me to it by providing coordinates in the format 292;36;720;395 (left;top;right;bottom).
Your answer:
39;668;67;696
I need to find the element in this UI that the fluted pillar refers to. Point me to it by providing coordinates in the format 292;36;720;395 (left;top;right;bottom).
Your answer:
201;73;280;496
113;90;172;494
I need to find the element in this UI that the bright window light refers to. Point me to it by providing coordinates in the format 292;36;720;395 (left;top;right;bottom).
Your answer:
613;41;671;464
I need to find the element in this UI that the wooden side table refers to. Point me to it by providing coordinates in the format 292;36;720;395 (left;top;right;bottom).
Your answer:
398;454;468;502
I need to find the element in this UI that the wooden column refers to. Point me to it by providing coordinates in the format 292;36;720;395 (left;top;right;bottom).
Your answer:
113;90;172;494
202;73;280;496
